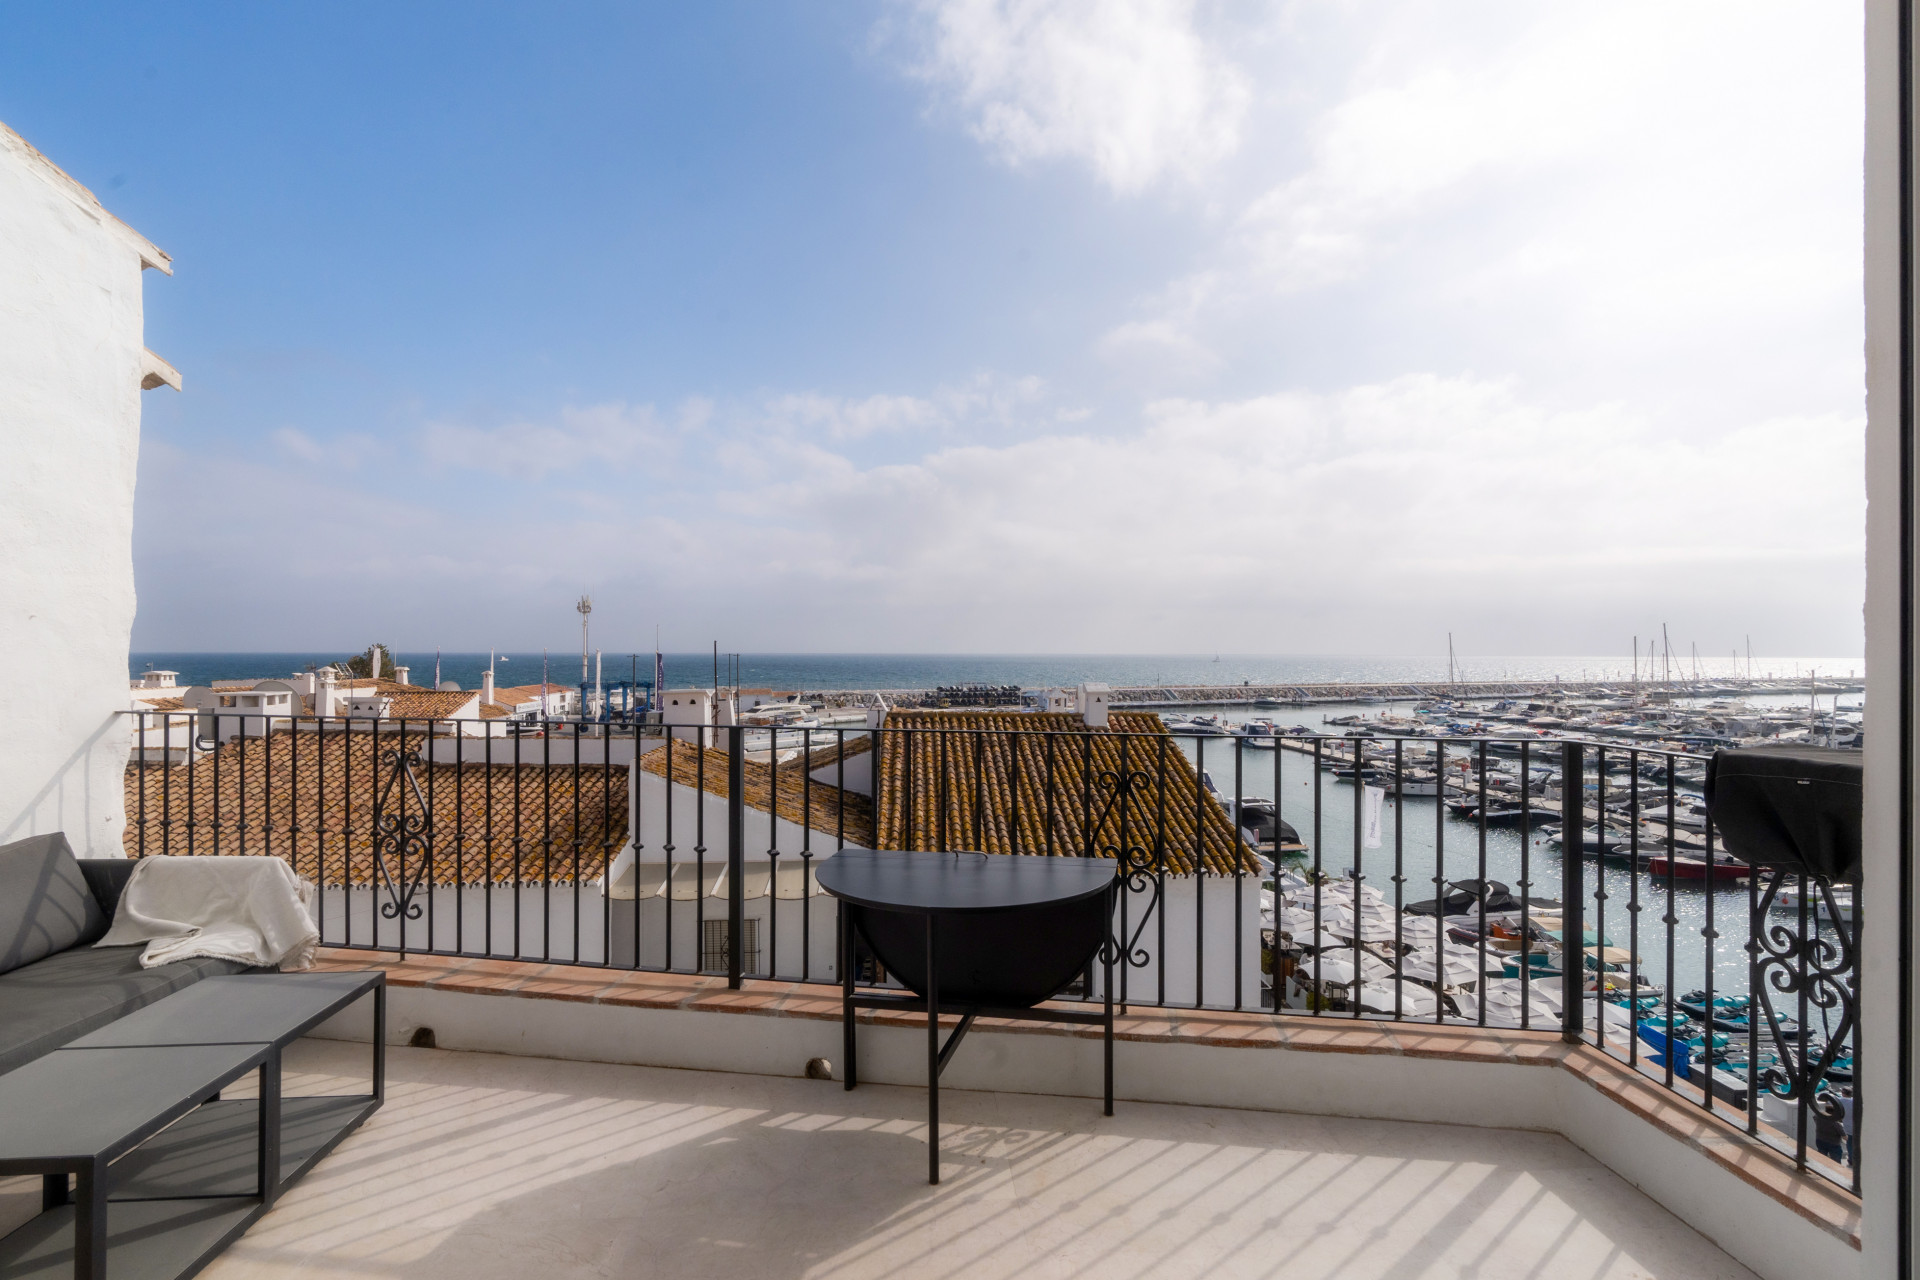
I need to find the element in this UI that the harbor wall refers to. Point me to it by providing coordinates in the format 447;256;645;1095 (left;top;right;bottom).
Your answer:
804;677;1865;710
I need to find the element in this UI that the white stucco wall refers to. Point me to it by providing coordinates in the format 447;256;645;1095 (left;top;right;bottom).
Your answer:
0;123;170;856
1859;0;1900;1273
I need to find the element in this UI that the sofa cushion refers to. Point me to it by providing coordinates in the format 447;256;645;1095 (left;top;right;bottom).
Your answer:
0;944;249;1075
0;833;109;975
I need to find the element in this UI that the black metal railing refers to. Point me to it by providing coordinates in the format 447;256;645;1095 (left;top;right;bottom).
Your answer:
120;708;1859;1193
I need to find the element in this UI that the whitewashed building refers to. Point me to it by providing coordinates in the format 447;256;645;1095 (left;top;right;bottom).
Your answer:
0;122;175;854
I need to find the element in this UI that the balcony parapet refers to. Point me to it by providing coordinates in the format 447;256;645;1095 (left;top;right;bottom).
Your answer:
310;946;1858;1268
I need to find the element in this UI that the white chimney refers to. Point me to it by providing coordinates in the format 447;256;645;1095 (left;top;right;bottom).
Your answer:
394;665;410;686
661;689;716;748
318;668;338;718
1076;683;1111;728
482;668;496;706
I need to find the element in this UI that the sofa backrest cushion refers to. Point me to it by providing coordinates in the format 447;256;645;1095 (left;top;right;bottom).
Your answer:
0;834;109;975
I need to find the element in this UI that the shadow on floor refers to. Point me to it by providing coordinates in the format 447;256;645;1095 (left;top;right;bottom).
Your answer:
12;1039;1753;1280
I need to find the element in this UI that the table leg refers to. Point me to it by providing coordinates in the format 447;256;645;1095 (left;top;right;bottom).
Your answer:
1104;946;1115;1117
927;915;939;1186
259;1052;283;1208
372;981;387;1104
842;909;857;1091
74;1158;105;1280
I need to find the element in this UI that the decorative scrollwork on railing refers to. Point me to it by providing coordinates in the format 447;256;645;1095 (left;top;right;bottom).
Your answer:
373;746;433;923
1751;868;1856;1137
1091;767;1162;971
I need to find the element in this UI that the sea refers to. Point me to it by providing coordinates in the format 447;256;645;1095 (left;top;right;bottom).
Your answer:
128;652;1865;693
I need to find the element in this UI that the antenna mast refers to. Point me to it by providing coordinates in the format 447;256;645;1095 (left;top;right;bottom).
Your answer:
576;594;593;684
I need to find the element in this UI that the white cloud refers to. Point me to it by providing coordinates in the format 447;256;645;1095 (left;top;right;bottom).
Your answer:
1087;2;1863;408
762;392;944;441
419;401;698;478
897;0;1251;194
138;375;1864;654
611;375;1862;652
273;426;325;463
273;425;384;469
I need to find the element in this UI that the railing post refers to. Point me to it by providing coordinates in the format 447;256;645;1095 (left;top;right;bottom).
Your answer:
728;723;745;989
1561;742;1584;1043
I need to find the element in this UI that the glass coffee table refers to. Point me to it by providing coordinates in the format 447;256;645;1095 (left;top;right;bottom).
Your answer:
0;971;383;1280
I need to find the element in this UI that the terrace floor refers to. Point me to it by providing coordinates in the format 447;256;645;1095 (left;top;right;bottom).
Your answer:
1;1037;1754;1280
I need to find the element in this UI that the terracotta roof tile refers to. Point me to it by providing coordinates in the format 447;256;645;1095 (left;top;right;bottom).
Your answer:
873;710;1258;875
638;741;874;848
124;729;624;886
492;683;568;703
379;689;479;719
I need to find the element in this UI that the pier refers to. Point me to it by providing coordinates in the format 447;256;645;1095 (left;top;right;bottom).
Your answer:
802;675;1864;710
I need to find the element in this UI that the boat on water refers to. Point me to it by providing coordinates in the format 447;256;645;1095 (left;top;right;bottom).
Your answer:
1772;883;1856;922
1451;806;1538;828
1644;853;1750;882
1233;719;1281;745
1177;714;1232;737
1227;797;1307;858
1540;825;1625;854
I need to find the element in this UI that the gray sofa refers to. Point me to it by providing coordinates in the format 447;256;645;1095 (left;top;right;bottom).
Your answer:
0;833;252;1075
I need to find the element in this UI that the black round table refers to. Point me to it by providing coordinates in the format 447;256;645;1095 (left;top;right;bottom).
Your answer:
817;849;1119;1184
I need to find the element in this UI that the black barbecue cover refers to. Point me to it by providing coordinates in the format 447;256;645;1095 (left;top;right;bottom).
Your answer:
1703;747;1862;882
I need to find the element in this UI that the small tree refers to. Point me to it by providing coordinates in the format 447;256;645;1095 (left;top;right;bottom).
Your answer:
341;644;396;680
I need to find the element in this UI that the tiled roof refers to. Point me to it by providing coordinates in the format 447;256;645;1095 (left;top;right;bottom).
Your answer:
124;730;625;886
378;689;480;719
480;702;513;719
637;742;874;849
123;730;876;886
489;683;569;706
142;696;186;712
873;710;1258;875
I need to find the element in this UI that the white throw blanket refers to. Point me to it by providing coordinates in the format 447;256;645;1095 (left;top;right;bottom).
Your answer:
96;856;319;971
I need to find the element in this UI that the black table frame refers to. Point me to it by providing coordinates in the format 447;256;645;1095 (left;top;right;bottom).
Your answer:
0;1044;274;1280
0;972;385;1280
839;892;1118;1186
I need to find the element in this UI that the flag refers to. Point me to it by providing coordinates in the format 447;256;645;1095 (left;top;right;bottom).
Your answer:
1362;785;1385;849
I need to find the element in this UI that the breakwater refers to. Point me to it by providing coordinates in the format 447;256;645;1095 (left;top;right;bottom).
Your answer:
801;676;1863;710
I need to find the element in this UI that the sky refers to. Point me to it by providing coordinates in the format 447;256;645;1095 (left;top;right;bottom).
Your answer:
1;1;1867;658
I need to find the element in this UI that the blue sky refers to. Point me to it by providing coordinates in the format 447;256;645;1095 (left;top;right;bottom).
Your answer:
1;2;1867;657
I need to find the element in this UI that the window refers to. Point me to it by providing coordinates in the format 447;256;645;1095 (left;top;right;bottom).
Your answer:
701;918;760;973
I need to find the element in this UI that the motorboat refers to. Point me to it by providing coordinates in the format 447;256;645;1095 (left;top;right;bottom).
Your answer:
1233;719;1281;745
1226;797;1307;858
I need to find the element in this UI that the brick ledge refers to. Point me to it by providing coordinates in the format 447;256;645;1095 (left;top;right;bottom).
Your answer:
310;947;1861;1249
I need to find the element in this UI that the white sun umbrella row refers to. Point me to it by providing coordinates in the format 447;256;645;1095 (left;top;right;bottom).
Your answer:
1397;946;1500;989
1351;981;1441;1018
1450;978;1635;1038
1284;954;1442;1018
1294;949;1398;986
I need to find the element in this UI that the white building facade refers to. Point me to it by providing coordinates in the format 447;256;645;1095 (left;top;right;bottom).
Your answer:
0;122;175;855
